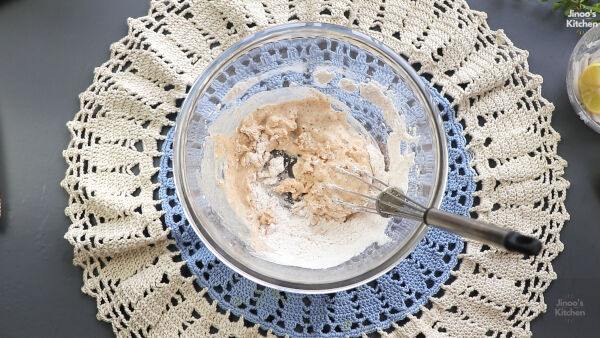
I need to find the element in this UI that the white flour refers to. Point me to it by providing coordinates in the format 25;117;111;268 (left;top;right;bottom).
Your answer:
313;68;336;86
204;78;415;269
249;142;390;269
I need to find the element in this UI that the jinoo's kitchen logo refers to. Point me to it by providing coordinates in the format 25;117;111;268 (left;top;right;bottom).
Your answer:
554;294;585;323
566;5;599;35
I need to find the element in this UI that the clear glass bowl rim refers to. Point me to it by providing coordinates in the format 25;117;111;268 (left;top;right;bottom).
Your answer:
172;22;449;293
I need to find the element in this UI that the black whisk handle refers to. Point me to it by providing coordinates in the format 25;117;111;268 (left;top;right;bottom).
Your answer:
504;231;542;255
423;208;542;255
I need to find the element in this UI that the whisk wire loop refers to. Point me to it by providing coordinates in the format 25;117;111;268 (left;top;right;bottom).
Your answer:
330;165;542;255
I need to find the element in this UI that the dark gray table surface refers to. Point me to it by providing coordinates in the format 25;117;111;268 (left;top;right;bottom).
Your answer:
0;0;598;337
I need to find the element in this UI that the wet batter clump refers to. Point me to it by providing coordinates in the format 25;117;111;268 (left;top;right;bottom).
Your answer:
216;93;376;227
205;83;414;269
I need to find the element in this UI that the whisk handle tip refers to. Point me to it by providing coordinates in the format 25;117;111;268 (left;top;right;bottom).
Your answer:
504;231;542;256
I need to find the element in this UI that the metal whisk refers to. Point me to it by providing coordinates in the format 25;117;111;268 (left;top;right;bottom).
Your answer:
330;166;542;256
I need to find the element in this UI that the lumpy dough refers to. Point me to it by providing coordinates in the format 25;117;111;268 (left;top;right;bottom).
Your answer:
217;93;375;228
205;84;415;269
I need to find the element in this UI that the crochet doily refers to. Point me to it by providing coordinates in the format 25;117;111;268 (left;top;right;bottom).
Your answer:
62;0;570;337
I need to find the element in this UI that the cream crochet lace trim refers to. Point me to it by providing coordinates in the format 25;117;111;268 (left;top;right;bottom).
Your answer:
62;0;569;336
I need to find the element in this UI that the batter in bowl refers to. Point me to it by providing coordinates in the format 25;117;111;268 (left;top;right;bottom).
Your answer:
216;93;377;225
206;84;413;269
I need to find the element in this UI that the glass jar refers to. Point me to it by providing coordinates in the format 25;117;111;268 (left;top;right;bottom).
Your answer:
567;25;600;134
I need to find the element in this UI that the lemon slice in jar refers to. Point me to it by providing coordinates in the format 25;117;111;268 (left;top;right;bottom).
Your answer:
578;63;600;115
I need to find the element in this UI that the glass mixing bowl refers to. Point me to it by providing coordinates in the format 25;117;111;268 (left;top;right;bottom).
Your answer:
567;25;600;133
173;23;447;293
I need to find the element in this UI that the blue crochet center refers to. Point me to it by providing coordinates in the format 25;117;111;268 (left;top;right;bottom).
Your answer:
158;37;475;337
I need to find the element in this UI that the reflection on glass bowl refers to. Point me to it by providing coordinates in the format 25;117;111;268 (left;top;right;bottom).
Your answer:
173;23;447;293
